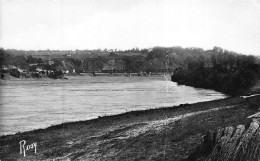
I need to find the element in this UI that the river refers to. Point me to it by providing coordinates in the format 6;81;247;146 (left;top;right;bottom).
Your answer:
0;75;226;135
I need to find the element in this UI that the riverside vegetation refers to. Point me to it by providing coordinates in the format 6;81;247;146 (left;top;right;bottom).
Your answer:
171;47;260;96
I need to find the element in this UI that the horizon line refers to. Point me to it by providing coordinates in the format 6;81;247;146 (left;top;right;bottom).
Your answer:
1;46;258;56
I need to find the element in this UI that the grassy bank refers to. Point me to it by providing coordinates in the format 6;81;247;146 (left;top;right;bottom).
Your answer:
0;95;258;161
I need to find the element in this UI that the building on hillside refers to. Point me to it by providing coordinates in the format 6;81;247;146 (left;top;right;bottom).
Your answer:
17;67;25;73
48;60;55;65
1;65;8;71
8;65;17;69
29;63;38;66
46;70;54;74
63;70;69;74
36;67;43;72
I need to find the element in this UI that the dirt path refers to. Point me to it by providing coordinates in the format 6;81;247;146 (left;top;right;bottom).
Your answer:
52;104;239;160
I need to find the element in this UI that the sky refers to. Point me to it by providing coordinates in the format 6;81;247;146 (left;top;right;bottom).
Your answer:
0;0;260;55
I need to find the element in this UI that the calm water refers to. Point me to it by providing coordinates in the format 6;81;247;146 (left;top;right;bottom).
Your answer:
0;76;226;135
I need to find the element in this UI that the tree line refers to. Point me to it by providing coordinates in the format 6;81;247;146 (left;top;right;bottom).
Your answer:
171;47;260;96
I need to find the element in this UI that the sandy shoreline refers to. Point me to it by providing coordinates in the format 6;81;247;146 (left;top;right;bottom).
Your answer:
0;95;259;160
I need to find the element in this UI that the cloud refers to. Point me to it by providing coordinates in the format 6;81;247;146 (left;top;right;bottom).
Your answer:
250;0;260;10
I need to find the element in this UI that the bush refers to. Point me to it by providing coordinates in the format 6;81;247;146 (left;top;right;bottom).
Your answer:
31;73;41;78
10;69;20;78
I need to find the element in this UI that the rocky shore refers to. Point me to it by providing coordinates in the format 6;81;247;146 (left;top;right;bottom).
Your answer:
0;94;259;161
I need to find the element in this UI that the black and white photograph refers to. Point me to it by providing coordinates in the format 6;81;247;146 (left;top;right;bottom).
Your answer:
0;0;260;160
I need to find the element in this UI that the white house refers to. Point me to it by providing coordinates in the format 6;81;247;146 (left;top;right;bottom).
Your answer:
63;70;69;74
36;67;43;72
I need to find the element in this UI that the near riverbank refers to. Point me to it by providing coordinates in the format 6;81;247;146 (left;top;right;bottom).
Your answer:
0;94;259;161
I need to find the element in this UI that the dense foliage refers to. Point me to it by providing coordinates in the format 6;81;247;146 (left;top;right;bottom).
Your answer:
10;68;21;78
171;47;260;95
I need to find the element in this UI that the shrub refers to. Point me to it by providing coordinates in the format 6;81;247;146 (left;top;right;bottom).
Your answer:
10;68;20;78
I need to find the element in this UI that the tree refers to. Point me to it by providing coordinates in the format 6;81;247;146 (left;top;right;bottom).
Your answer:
10;68;20;78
